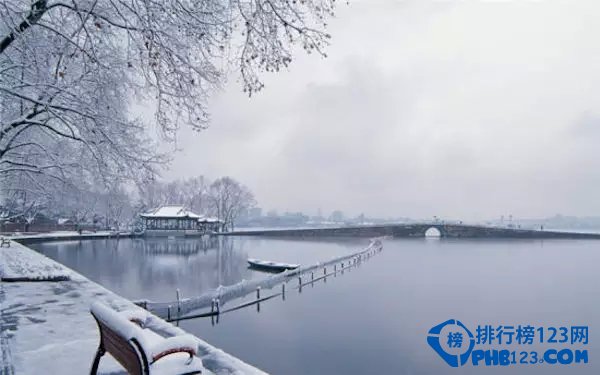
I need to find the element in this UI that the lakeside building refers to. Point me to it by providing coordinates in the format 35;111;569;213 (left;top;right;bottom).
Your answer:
140;205;224;236
198;217;223;233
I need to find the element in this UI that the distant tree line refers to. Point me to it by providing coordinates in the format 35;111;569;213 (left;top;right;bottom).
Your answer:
0;175;255;232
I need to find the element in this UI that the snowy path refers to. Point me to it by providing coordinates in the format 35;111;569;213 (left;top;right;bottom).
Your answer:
0;241;72;281
9;230;133;243
0;241;266;375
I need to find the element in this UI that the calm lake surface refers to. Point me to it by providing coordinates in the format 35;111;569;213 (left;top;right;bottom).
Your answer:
31;237;600;374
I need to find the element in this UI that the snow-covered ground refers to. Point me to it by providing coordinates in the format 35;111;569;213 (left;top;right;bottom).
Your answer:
0;240;71;281
0;240;266;375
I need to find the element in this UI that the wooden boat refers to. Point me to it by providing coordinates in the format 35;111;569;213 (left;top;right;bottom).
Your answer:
247;258;299;272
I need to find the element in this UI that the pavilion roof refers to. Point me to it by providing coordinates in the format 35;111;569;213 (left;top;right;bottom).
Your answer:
140;205;202;219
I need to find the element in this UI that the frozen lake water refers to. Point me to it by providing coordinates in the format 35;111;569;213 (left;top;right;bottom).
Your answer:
30;237;600;374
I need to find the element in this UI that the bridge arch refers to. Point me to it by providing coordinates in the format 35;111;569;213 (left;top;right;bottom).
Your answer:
418;224;447;238
424;227;442;238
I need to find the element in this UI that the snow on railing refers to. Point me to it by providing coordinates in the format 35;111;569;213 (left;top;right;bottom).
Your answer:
137;238;385;319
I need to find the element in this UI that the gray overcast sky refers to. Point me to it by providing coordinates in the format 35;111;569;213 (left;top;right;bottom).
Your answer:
162;0;600;221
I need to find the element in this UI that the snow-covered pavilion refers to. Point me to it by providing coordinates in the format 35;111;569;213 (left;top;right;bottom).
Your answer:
140;205;221;236
141;205;201;230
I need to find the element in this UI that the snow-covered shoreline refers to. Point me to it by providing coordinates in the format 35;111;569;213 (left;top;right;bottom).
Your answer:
6;230;135;244
0;240;266;375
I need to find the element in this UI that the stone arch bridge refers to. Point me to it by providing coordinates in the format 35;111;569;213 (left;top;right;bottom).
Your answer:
224;223;600;239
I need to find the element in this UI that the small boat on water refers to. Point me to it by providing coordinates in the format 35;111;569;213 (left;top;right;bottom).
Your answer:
247;258;299;273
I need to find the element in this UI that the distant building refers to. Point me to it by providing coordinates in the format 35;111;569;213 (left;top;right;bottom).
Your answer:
140;205;223;236
197;217;223;233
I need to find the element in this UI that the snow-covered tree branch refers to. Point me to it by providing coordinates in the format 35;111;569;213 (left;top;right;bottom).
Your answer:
1;0;335;214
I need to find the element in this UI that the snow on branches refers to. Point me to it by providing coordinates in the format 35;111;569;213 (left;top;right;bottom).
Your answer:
0;0;335;180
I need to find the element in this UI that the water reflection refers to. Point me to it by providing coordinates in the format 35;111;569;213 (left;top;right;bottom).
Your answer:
135;236;221;254
30;237;362;304
31;237;251;301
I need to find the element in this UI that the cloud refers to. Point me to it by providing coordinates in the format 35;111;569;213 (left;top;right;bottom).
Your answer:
163;0;600;220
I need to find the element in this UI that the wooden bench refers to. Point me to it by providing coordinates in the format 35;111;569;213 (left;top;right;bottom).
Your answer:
0;237;10;247
90;302;203;375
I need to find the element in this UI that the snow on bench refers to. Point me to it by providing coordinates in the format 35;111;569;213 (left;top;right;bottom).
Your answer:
90;302;204;375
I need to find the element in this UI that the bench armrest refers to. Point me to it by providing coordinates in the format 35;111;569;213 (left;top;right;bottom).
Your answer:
149;335;198;364
152;347;196;364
